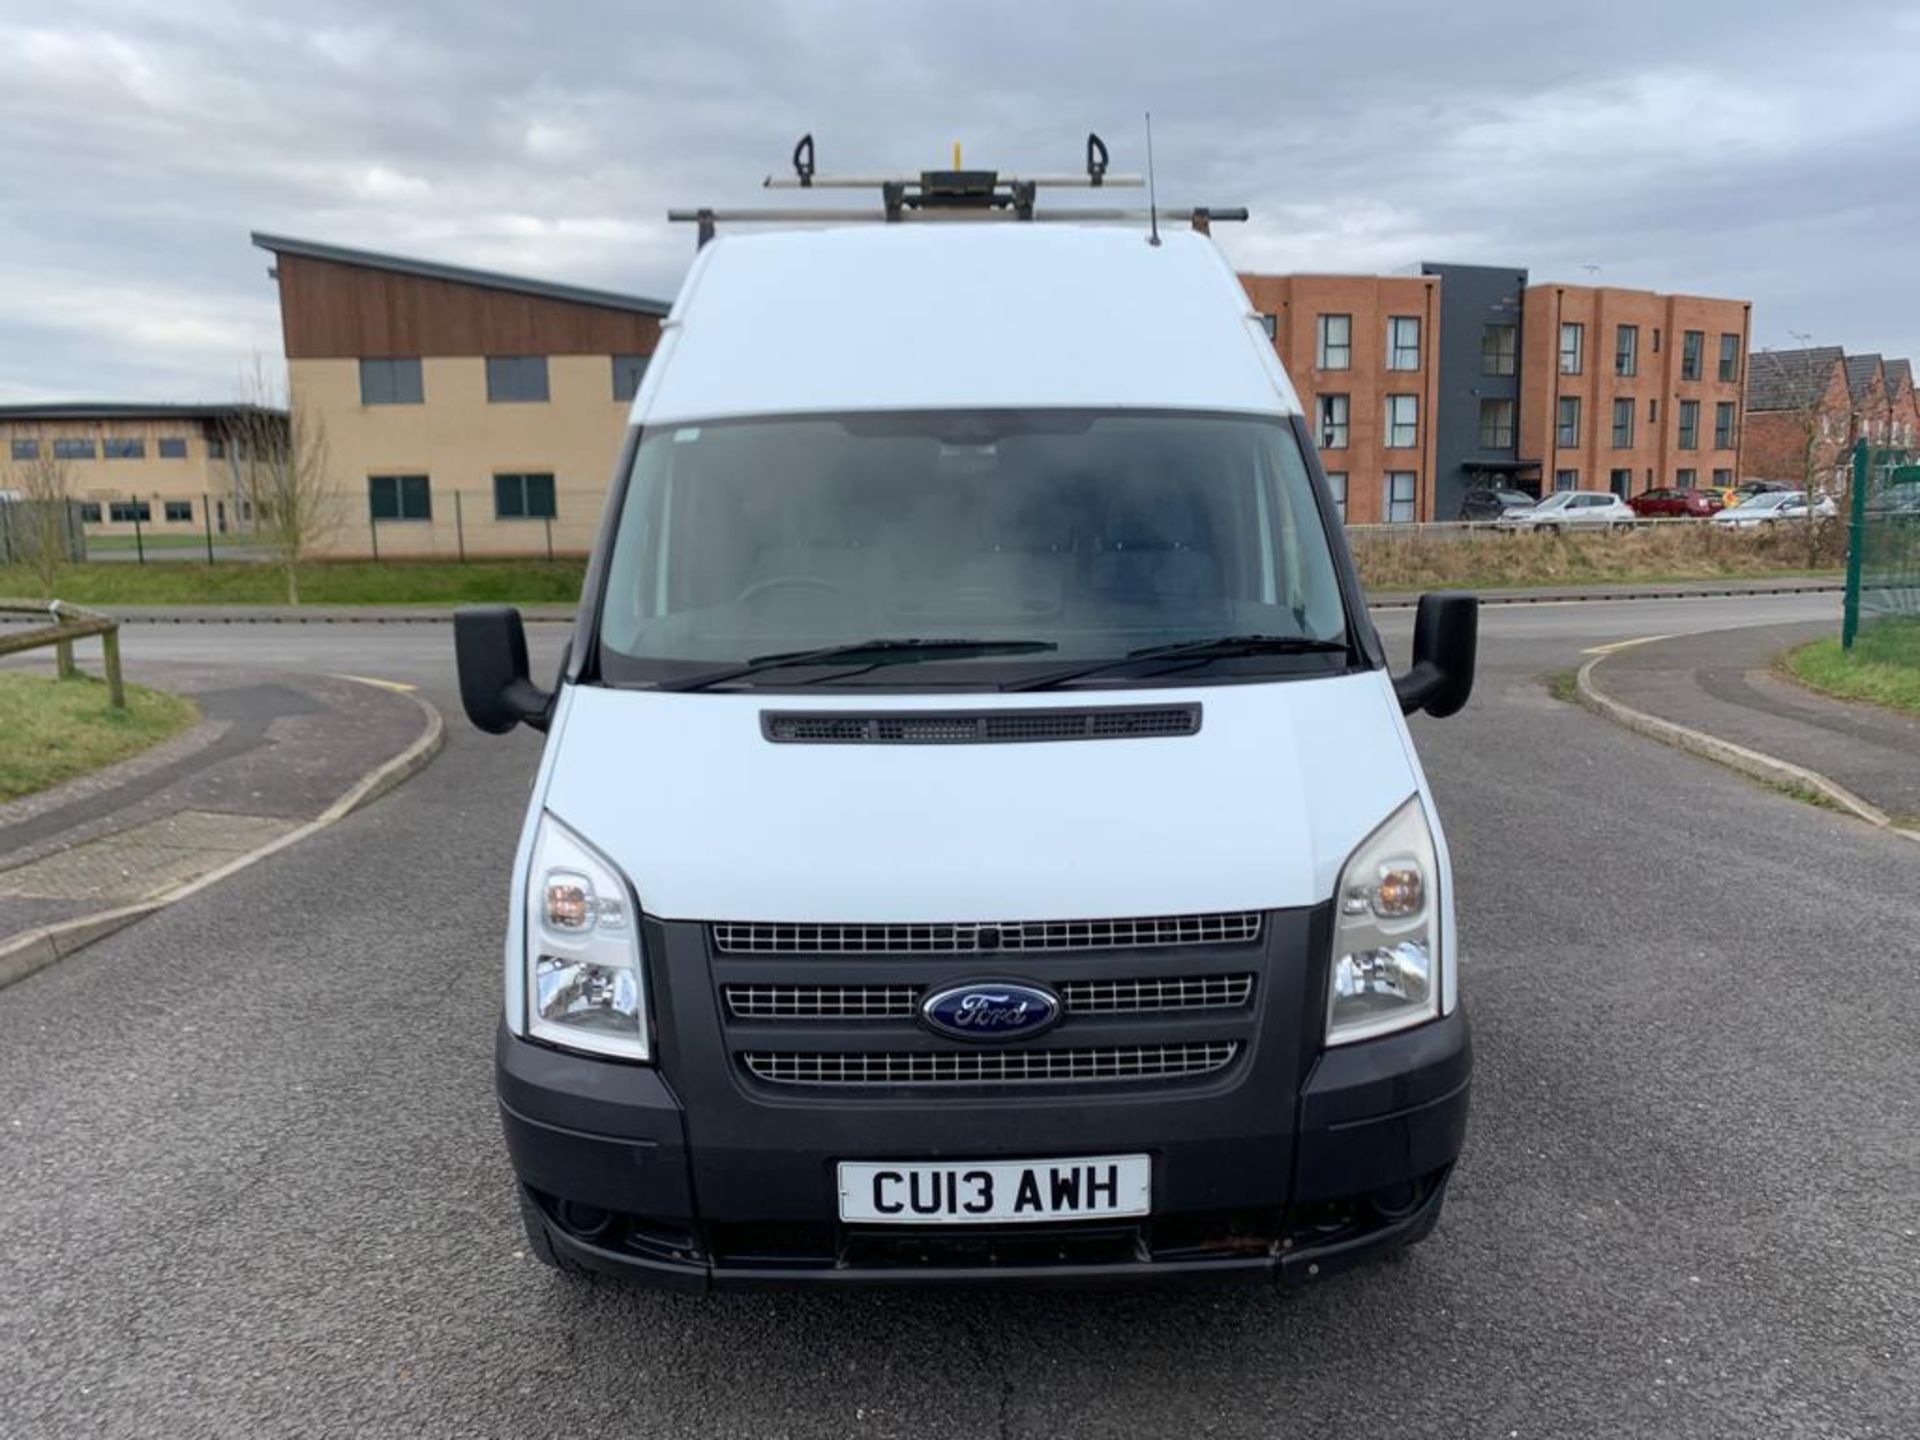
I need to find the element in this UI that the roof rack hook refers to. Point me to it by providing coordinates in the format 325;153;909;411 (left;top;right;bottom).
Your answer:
792;134;816;188
1086;132;1109;187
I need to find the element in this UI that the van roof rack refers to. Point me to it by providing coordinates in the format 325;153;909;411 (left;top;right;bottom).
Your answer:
668;133;1248;248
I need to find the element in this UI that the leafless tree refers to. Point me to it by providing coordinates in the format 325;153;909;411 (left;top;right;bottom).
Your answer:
1752;347;1844;569
226;358;340;604
2;428;79;599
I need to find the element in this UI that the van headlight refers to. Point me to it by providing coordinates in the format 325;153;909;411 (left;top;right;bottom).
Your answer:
526;813;651;1061
1327;795;1441;1046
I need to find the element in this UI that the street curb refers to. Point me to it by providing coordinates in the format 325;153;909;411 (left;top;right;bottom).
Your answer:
1369;580;1843;610
1575;648;1918;844
0;686;446;991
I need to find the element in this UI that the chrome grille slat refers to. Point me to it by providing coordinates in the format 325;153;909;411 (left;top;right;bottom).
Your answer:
723;974;1255;1020
711;913;1261;956
740;1042;1239;1087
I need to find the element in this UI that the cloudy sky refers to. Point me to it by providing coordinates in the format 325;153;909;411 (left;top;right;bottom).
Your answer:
3;0;1917;403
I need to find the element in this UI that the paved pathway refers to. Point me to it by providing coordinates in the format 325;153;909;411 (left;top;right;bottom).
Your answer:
1588;620;1920;824
0;659;439;976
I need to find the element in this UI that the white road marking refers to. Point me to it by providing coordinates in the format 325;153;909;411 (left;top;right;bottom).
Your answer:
1581;634;1676;656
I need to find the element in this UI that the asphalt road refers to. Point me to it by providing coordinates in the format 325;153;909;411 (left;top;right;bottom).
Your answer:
3;593;1915;1439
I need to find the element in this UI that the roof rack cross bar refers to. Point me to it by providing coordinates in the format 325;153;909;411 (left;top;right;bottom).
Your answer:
680;135;1244;248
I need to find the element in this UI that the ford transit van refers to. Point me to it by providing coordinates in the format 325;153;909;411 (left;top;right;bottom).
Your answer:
456;214;1477;1289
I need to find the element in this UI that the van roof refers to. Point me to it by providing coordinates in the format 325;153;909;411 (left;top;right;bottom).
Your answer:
637;225;1302;425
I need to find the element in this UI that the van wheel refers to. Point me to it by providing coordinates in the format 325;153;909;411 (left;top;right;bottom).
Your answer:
518;1190;595;1279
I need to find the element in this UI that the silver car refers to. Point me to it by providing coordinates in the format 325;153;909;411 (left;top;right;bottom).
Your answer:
1711;490;1838;528
1499;490;1638;532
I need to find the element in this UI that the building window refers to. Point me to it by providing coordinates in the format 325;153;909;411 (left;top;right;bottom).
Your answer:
360;358;424;406
1482;323;1516;376
1325;471;1347;523
1477;398;1515;449
486;356;550;403
207;436;226;460
108;500;151;522
1648;398;1659;424
103;438;145;460
1677;468;1697;488
1681;330;1703;381
494;472;557;520
1609;468;1633;497
1559;322;1584;375
10;439;38;460
1384;395;1418;448
158;437;188;459
164;500;192;522
1678;400;1700;450
1554;469;1578;492
1387;316;1420;371
78;502;102;523
54;438;96;460
1556;396;1581;448
1612;398;1635;449
611;354;650;402
1316;315;1351;371
1714;401;1736;449
1713;468;1732;487
368;474;432;521
1382;472;1417;524
1615;325;1638;377
1317;394;1349;450
1718;334;1740;384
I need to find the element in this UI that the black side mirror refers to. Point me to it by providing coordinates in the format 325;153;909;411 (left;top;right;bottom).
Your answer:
454;605;554;734
1393;591;1478;719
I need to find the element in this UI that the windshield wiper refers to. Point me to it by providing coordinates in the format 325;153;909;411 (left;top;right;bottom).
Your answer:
1002;633;1350;692
655;637;1058;692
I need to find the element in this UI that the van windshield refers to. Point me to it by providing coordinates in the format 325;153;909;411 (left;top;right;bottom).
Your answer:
594;410;1351;688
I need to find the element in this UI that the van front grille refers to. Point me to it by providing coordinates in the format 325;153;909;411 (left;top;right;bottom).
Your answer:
761;705;1200;746
710;912;1261;956
723;974;1254;1021
739;1042;1239;1087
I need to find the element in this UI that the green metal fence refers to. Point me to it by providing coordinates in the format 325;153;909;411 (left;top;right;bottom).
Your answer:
1842;441;1920;648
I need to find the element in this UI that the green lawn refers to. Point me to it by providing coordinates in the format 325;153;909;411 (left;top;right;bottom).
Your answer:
0;560;586;607
1780;620;1920;715
0;671;200;801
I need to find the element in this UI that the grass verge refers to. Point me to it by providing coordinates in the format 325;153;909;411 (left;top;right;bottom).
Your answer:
1544;669;1579;704
0;559;586;607
1779;621;1920;715
0;671;200;802
1350;521;1843;592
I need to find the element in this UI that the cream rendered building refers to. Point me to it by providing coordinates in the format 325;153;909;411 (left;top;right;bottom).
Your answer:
252;235;669;559
0;402;285;546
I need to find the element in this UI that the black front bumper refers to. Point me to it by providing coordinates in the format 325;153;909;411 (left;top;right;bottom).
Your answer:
496;1001;1470;1291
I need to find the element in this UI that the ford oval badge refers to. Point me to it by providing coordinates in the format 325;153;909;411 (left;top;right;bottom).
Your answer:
920;982;1062;1042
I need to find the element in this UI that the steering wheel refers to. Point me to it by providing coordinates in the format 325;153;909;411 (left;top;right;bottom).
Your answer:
735;574;846;604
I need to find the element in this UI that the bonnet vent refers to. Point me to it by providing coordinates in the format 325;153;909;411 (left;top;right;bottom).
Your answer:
760;704;1201;745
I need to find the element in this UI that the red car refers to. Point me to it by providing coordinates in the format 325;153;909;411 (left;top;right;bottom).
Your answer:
1628;487;1724;519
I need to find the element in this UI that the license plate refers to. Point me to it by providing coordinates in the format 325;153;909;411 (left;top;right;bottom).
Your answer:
837;1155;1151;1225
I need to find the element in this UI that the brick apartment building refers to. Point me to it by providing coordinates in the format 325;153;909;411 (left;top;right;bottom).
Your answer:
0;402;286;541
1521;284;1750;500
253;233;667;558
1743;346;1918;488
1240;267;1751;520
1239;273;1441;524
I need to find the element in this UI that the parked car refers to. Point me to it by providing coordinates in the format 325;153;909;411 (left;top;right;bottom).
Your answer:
1499;490;1637;531
1458;486;1537;522
1711;490;1838;527
453;179;1479;1291
1731;479;1790;501
1629;487;1724;519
